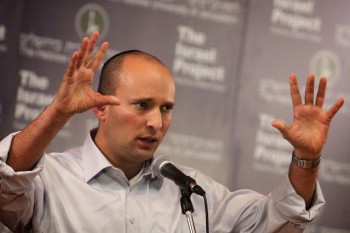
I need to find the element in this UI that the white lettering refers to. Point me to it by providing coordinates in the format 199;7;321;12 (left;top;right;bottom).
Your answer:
177;25;206;45
16;87;54;107
175;42;217;64
19;70;49;90
20;33;63;52
173;57;225;82
271;8;321;32
273;0;314;14
254;145;291;167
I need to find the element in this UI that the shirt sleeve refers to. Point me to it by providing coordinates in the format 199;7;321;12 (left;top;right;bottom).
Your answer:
189;168;325;233
0;132;45;232
269;174;325;230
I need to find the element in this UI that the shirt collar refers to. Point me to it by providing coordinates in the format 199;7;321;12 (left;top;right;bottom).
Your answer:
82;129;157;183
82;129;113;182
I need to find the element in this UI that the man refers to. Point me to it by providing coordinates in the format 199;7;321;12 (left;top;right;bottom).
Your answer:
0;32;344;232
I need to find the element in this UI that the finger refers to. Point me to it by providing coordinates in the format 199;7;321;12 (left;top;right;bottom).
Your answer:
304;74;315;105
76;37;89;68
327;97;345;119
88;42;109;71
289;73;302;108
315;77;327;108
84;31;99;66
65;52;79;77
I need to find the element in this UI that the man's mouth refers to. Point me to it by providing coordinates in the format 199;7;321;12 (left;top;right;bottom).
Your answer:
138;136;158;147
140;138;157;143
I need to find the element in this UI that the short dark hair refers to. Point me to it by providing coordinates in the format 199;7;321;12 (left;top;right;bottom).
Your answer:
98;50;164;95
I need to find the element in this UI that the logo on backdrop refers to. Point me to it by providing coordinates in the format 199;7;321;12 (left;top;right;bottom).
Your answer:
335;24;350;48
0;24;6;41
0;24;7;53
309;50;340;87
75;3;109;40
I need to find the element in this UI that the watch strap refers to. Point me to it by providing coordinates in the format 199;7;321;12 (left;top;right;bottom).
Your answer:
291;151;321;169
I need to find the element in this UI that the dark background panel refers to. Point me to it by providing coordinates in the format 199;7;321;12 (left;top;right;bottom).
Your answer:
0;0;349;231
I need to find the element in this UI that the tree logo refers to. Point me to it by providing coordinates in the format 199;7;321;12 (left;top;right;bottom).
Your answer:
309;50;341;87
75;3;109;40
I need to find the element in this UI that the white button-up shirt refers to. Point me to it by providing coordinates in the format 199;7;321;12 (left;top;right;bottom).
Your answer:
0;131;325;233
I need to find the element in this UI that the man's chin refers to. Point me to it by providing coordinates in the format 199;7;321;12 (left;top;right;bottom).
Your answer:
136;149;156;161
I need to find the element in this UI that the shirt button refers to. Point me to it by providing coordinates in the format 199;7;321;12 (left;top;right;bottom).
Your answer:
130;218;135;224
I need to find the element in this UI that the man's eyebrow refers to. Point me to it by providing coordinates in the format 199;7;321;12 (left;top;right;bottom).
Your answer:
132;97;175;104
131;97;175;105
131;97;154;102
166;101;175;106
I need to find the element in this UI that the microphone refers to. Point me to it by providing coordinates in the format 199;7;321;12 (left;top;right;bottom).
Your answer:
152;156;205;196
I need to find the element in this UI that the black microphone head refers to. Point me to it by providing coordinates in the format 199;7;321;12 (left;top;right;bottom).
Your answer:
152;155;171;178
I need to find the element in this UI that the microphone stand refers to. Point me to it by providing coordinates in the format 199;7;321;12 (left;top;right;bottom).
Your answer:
180;188;197;233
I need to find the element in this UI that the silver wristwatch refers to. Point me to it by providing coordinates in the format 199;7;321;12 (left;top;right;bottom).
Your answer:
291;152;321;169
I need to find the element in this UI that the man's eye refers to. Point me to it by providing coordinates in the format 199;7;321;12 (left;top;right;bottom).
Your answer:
162;105;174;112
136;102;148;109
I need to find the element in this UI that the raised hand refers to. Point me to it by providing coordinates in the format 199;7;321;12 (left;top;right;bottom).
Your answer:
271;74;344;158
52;31;119;115
8;32;120;172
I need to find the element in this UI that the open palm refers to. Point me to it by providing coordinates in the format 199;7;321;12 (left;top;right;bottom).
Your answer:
272;74;344;158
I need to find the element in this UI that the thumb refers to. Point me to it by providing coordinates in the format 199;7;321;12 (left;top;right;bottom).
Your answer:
271;120;289;139
94;94;120;107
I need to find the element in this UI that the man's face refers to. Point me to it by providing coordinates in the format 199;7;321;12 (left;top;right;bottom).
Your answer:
100;56;175;166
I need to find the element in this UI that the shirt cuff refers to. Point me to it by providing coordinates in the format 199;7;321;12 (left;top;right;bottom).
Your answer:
0;132;44;194
270;174;325;229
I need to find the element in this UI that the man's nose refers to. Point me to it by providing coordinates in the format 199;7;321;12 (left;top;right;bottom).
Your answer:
146;109;163;130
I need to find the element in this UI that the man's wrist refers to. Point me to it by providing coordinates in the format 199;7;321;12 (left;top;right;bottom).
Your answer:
47;102;74;122
291;151;321;169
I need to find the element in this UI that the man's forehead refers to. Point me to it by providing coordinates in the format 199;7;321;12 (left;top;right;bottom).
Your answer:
122;53;166;70
120;57;172;81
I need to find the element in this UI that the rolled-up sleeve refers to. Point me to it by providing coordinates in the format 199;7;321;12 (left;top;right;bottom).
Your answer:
269;174;325;230
0;132;45;231
191;169;325;233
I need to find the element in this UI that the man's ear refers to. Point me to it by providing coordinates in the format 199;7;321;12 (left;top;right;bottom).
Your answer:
93;105;107;121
